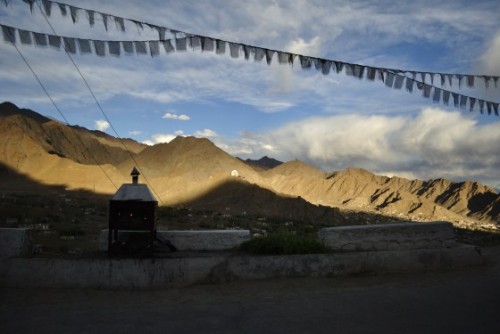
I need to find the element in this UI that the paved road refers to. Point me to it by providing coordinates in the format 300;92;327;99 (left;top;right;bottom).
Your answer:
1;247;500;334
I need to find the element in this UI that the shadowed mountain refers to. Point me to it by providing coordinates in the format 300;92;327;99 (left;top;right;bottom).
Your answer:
185;178;345;225
0;159;52;193
243;156;283;171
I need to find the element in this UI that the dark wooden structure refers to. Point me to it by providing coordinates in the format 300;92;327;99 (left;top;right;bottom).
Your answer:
108;167;157;255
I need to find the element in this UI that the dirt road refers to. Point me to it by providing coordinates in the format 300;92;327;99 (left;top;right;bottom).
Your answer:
1;247;500;333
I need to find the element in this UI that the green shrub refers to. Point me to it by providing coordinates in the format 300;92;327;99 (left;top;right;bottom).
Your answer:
59;228;85;237
240;234;329;255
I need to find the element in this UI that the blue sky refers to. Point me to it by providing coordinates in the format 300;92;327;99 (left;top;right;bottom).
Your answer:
1;0;500;188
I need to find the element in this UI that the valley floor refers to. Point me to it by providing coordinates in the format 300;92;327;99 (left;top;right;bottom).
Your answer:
2;246;500;334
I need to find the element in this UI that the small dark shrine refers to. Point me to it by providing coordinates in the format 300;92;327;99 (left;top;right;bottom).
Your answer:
108;167;157;254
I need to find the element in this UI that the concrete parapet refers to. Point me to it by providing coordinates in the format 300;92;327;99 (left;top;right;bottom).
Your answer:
99;229;251;252
318;221;456;252
0;228;32;258
0;245;483;289
158;230;251;251
0;256;227;289
215;244;483;282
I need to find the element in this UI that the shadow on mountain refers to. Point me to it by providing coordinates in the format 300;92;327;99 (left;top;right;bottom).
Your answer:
179;178;344;226
0;162;113;255
468;192;499;213
0;161;111;231
177;178;419;228
0;161;109;201
0;101;52;124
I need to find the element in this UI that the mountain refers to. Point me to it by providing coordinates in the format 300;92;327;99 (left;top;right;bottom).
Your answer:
263;166;462;222
1;101;499;226
0;102;151;192
243;156;283;170
0;102;145;166
186;178;344;225
126;136;256;180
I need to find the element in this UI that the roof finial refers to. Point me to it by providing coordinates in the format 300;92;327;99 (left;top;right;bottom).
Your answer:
131;167;140;184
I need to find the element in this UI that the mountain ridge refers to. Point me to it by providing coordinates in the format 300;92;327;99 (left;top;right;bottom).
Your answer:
1;102;498;226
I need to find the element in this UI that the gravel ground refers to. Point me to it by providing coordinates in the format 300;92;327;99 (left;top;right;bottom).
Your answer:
1;246;500;334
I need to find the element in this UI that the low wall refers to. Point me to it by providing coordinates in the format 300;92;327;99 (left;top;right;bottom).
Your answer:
0;228;32;258
0;245;483;289
318;221;456;252
99;229;251;252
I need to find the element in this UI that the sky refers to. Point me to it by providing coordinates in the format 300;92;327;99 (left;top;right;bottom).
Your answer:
1;0;500;188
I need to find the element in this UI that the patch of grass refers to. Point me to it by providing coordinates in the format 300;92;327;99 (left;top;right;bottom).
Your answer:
60;228;86;237
240;234;329;255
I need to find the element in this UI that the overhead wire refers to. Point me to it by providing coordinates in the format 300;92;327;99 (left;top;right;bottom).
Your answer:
5;30;119;191
34;1;165;205
2;0;498;114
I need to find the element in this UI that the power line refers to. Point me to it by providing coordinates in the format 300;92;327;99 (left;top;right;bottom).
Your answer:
35;1;165;205
6;35;119;191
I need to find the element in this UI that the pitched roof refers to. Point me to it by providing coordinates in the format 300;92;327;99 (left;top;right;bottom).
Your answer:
111;183;157;202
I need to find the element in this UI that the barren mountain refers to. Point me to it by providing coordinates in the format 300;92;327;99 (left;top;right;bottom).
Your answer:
243;156;283;171
0;102;145;166
186;178;344;225
122;136;257;180
1;102;499;226
0;102;144;192
261;164;499;225
262;165;458;221
116;136;263;205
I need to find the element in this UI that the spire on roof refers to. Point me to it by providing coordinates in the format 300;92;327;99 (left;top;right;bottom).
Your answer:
131;167;140;184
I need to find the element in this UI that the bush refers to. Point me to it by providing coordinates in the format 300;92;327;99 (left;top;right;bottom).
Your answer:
240;234;329;255
59;228;85;237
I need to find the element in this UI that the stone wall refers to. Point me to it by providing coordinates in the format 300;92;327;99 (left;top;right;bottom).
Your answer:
0;245;484;289
0;228;32;258
99;229;251;252
318;221;456;252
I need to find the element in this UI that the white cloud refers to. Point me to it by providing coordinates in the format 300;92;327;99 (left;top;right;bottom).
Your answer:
144;131;185;145
481;31;500;75
144;129;219;145
286;37;322;56
94;119;110;132
129;130;141;136
254;108;500;186
214;134;279;158
152;134;177;144
194;129;218;138
162;112;191;121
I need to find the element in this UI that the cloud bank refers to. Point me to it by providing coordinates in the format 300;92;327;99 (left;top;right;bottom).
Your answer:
250;108;500;187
